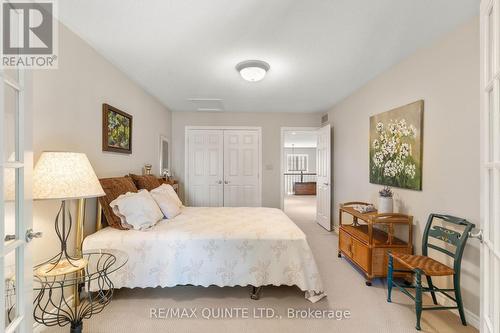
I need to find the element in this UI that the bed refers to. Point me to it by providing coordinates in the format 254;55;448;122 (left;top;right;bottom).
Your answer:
83;176;325;303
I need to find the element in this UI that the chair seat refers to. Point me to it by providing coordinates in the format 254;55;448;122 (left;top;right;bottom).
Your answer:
390;253;454;276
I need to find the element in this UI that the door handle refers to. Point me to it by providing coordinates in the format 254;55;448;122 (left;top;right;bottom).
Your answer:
324;182;329;186
224;180;230;184
4;234;15;242
469;229;483;243
216;180;223;184
26;229;42;243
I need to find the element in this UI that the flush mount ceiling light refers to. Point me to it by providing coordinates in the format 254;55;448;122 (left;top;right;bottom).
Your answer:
236;60;270;82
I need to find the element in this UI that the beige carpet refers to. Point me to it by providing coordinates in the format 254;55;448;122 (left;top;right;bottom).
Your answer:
45;195;478;333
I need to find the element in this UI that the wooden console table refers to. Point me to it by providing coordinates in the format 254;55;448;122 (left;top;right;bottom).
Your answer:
338;202;413;286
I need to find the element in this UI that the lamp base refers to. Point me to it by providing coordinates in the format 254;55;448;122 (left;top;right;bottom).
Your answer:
35;258;88;277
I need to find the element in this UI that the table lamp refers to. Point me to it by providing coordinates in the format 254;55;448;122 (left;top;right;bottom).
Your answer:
33;152;105;276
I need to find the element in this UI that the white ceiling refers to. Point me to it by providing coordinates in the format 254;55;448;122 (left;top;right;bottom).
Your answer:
284;131;317;148
57;0;478;113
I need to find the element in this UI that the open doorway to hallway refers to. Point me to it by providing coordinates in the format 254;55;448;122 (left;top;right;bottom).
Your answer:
281;128;318;221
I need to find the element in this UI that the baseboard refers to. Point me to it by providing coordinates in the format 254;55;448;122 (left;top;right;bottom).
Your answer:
435;293;479;329
33;295;74;333
464;308;480;329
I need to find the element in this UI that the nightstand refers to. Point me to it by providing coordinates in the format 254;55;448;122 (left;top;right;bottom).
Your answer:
33;249;128;333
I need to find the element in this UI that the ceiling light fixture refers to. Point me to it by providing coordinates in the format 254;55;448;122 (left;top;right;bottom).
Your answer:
236;60;270;82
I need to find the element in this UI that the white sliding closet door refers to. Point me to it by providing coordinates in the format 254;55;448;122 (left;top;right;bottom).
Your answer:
186;130;224;206
223;130;260;207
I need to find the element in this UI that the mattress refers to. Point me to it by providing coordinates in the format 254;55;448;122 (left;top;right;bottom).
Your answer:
83;206;325;302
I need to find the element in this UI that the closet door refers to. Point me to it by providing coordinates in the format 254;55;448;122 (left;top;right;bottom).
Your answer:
223;130;260;207
186;130;224;206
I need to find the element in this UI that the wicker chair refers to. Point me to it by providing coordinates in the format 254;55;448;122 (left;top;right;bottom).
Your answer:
387;213;475;330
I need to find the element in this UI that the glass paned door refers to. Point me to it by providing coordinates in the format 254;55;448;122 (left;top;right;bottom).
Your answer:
481;0;500;332
0;4;33;332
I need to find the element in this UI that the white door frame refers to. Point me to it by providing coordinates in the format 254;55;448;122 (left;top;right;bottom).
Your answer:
184;126;262;206
280;127;319;210
480;0;500;332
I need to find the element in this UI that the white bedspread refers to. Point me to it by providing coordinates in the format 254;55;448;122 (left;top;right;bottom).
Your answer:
83;207;325;302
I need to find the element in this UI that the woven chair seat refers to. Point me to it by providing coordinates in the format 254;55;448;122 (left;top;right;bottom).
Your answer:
390;253;454;276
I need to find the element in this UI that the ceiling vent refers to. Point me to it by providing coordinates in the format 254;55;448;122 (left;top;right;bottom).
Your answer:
188;98;225;112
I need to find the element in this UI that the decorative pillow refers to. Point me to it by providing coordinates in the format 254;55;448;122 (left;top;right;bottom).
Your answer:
150;186;181;219
98;176;138;230
155;184;183;207
110;190;164;230
129;174;161;191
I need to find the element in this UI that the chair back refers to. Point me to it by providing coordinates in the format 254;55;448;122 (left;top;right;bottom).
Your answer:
422;214;475;274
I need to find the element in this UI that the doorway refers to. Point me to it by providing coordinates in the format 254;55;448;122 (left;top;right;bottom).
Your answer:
280;127;319;221
281;125;331;230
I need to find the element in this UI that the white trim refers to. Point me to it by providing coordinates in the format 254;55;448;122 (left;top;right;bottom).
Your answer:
3;78;23;92
434;293;480;329
1;65;32;333
184;130;189;204
184;126;262;207
480;0;500;332
279;127;318;210
6;315;24;333
465;308;481;330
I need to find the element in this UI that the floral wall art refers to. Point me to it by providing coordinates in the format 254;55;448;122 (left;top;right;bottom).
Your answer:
102;103;133;154
369;100;423;190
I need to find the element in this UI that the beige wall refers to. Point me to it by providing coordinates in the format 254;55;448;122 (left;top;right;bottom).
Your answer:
31;22;172;262
171;112;321;208
327;18;480;318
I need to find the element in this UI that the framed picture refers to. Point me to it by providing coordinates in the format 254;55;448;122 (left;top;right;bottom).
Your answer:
369;100;423;191
102;103;133;154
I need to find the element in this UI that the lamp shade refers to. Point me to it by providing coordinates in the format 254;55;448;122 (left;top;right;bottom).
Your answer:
33;152;105;200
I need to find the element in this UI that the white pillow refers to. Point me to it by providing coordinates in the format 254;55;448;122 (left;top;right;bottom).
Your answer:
110;190;163;230
155;184;182;208
150;186;181;219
